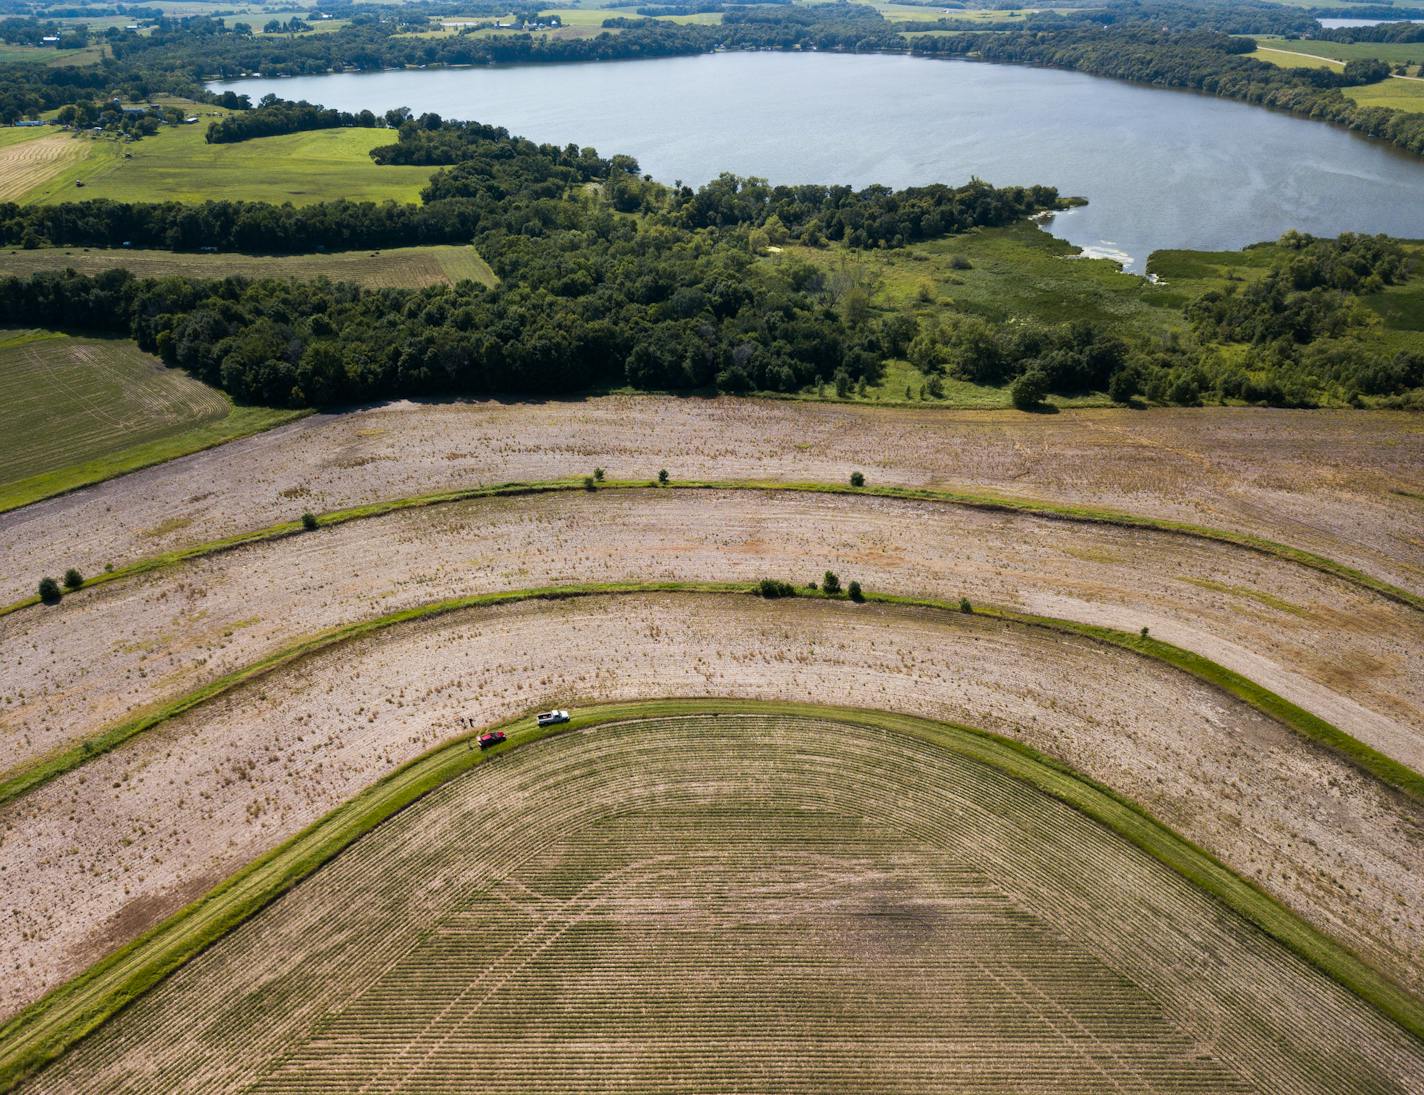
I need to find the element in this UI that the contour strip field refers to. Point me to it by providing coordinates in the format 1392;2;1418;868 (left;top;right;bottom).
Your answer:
3;593;1420;1020
24;716;1424;1094
3;399;1420;600
5;489;1418;779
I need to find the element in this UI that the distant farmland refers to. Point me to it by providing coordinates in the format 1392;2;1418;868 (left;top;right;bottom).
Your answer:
0;244;496;289
27;714;1424;1093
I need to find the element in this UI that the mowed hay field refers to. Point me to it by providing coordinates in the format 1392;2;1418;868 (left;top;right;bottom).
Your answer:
0;244;496;289
27;716;1424;1093
17;126;435;206
0;133;89;203
0;330;297;512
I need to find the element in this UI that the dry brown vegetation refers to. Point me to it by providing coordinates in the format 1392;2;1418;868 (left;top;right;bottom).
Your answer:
2;593;1419;1024
2;399;1421;602
26;716;1424;1094
3;489;1419;775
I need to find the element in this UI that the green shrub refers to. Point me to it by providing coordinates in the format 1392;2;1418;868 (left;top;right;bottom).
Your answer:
583;476;595;491
849;471;865;487
959;597;972;614
38;577;61;605
848;581;864;602
1011;369;1050;410
62;568;84;590
593;467;605;482
758;578;797;599
658;468;669;485
1140;626;1150;639
301;512;319;531
822;571;842;596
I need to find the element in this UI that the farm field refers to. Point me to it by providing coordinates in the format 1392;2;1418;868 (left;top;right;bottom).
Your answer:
1250;36;1424;69
7;488;1419;780
3;592;1420;1023
2;398;1419;602
1348;75;1424;111
0;244;496;289
0;133;89;203
0;330;298;513
23;713;1424;1093
15;125;434;206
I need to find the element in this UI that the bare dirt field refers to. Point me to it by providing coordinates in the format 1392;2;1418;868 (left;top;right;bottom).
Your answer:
25;716;1424;1094
2;399;1421;602
0;135;87;203
4;489;1420;776
2;594;1419;1023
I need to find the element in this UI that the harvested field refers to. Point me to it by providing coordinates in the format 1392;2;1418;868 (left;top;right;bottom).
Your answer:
0;244;496;290
0;135;87;203
4;489;1420;777
24;715;1424;1093
2;399;1420;602
2;593;1420;1021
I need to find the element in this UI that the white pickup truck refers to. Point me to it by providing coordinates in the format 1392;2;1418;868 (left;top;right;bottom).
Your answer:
536;709;571;727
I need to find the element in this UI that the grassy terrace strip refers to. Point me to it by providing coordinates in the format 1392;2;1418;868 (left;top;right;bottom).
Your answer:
1;700;1421;1093
4;477;1420;619
3;581;1421;812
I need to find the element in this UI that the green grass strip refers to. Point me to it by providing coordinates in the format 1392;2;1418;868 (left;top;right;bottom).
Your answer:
4;477;1418;619
1;699;1420;1093
4;581;1420;813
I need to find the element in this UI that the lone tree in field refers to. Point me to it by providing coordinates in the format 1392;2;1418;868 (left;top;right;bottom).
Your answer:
301;512;319;531
1011;369;1050;411
63;568;83;590
38;576;61;605
848;580;864;602
593;467;605;483
583;475;596;491
822;571;842;596
658;469;669;485
960;597;973;614
849;471;865;487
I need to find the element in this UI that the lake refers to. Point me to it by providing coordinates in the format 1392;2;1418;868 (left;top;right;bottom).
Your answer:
212;51;1424;271
1317;17;1414;28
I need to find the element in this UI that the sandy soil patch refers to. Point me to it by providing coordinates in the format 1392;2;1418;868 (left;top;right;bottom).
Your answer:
30;718;1424;1094
4;490;1419;776
0;134;87;202
1;594;1419;1021
2;399;1420;602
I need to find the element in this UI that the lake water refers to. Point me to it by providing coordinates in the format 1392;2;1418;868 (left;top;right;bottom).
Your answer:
212;51;1424;270
1317;17;1413;28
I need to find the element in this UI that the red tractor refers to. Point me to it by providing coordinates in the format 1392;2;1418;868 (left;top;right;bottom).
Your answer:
477;730;506;751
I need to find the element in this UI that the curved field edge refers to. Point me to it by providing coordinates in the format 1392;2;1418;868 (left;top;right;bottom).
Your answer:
4;477;1419;619
2;580;1420;814
0;406;309;517
2;700;1421;1094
